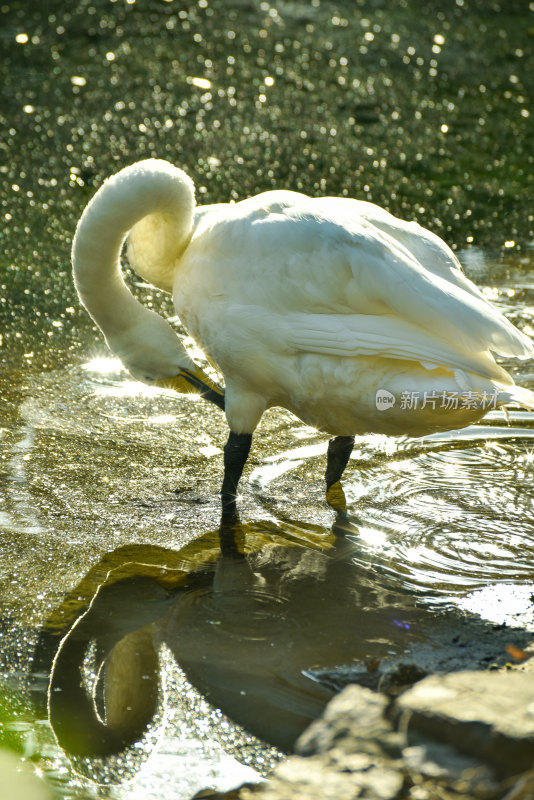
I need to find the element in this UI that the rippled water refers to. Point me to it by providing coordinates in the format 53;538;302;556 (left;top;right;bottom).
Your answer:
2;0;534;797
3;297;534;796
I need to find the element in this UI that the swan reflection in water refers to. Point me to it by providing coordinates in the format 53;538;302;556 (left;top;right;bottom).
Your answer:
32;509;530;770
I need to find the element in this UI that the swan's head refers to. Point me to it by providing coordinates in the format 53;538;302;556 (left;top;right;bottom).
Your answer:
108;308;224;405
107;306;196;381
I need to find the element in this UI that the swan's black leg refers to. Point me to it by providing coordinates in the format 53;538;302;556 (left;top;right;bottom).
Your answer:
325;435;355;489
325;435;354;511
221;431;253;517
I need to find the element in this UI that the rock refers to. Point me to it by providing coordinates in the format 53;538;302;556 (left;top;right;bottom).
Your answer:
205;668;534;800
240;752;404;800
394;670;534;779
296;684;401;759
193;787;259;799
402;741;497;798
239;685;405;800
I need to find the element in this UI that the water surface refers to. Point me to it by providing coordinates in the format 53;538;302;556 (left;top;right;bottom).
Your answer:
1;1;534;798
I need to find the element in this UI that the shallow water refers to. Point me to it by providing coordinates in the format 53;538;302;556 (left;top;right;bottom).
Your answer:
2;0;534;797
2;284;534;796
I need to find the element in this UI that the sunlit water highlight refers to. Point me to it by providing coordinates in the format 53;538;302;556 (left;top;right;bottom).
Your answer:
250;419;534;628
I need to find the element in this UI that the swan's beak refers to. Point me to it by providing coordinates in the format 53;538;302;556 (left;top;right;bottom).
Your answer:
155;367;225;410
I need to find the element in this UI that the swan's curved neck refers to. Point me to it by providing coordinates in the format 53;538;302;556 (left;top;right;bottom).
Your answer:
71;160;202;383
72;159;194;338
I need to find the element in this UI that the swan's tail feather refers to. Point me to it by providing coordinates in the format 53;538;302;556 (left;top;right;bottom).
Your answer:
498;382;534;411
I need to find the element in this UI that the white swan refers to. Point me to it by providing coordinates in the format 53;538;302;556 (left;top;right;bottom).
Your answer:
72;159;534;512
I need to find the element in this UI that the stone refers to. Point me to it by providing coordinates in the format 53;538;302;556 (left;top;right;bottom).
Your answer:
240;753;404;800
206;670;534;800
395;670;534;778
234;685;405;800
402;742;498;797
293;686;405;799
193;788;258;799
296;684;400;758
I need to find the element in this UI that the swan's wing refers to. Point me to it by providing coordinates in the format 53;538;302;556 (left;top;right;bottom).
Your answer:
335;224;532;359
277;204;533;359
192;195;532;361
285;312;512;383
314;196;484;298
